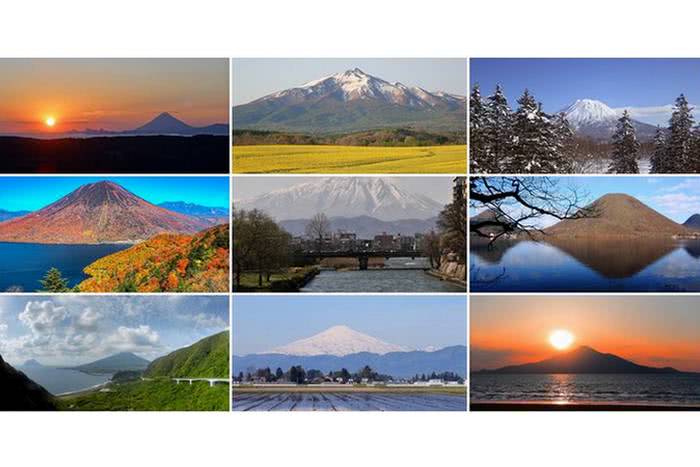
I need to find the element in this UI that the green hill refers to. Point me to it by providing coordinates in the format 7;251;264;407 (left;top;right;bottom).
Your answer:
144;331;229;378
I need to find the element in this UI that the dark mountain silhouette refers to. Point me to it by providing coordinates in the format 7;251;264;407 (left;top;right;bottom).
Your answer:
683;214;700;230
0;354;56;410
479;346;688;374
0;181;210;244
234;345;467;378
279;215;437;239
546;193;690;238
71;352;150;374
80;112;228;136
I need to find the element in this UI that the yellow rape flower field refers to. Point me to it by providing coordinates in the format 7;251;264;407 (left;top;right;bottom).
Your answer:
232;144;467;173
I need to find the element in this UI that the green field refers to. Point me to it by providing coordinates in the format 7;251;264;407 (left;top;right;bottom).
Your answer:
58;378;229;411
232;144;467;173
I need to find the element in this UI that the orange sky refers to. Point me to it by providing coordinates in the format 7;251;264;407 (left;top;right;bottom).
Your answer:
0;58;228;134
471;296;700;372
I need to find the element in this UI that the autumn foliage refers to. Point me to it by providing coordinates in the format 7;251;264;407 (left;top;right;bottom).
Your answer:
78;224;229;292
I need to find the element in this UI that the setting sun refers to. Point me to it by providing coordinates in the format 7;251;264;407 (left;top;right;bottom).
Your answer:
549;329;575;350
45;116;56;127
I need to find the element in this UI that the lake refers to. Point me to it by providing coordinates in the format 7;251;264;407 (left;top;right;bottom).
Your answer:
0;242;130;292
300;257;465;292
233;392;467;411
470;373;700;407
19;366;112;396
470;238;700;292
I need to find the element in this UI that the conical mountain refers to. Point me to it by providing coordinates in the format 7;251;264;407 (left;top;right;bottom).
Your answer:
0;181;210;244
545;193;690;237
683;214;700;230
133;112;195;134
480;346;684;374
268;325;409;357
560;99;658;141
234;68;466;133
72;352;150;374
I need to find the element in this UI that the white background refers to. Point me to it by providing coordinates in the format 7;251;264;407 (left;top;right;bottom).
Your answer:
1;1;699;466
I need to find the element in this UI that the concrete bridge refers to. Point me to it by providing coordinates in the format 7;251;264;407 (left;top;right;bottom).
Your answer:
173;377;229;387
296;250;427;270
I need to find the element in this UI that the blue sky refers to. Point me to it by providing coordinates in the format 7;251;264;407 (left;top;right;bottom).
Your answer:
233;58;467;105
471;177;700;227
471;58;700;125
0;296;229;366
233;295;467;355
0;176;230;211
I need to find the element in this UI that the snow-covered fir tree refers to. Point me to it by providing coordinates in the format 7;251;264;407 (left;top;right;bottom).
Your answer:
666;94;695;172
509;90;573;173
469;85;492;172
649;126;668;173
608;110;640;174
483;85;513;172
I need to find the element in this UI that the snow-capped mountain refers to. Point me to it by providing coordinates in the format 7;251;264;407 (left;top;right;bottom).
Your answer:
267;325;409;357
233;68;466;133
235;177;443;221
263;68;465;108
560;99;657;141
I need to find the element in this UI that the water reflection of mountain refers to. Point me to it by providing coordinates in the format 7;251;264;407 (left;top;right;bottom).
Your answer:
544;237;678;279
470;237;520;264
682;240;700;259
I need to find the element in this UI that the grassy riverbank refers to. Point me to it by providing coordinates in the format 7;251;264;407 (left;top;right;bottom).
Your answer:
234;266;319;292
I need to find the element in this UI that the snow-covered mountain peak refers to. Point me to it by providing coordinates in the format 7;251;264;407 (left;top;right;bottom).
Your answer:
235;177;443;222
262;68;463;108
268;325;409;357
561;99;619;128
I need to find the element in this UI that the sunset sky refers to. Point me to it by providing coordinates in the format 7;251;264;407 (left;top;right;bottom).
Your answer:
471;296;700;372
0;58;228;135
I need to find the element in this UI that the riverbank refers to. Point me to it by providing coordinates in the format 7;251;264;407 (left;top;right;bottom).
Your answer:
234;266;319;292
426;259;466;288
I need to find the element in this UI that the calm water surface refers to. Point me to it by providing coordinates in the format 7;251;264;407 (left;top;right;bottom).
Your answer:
300;257;464;292
0;242;130;291
470;238;700;292
471;373;700;406
20;366;112;395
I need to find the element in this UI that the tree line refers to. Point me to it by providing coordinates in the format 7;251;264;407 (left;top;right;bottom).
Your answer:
236;366;463;384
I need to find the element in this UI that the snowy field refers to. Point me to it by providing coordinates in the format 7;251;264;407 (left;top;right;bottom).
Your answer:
233;392;467;411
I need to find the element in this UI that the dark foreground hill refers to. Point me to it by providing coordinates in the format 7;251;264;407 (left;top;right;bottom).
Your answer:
0;354;56;411
145;331;230;378
478;346;687;374
0;135;228;174
234;345;467;379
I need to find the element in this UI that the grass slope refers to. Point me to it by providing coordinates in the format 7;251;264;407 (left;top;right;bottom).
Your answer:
58;378;228;411
145;331;230;379
232;144;467;174
78;224;229;292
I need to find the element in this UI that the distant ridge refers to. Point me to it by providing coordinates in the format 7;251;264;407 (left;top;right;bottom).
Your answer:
477;346;689;374
79;112;228;136
683;214;700;230
546;193;690;238
279;215;437;238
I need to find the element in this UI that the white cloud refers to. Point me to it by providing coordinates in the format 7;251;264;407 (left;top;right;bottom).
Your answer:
106;325;161;352
18;301;69;334
76;307;102;331
613;104;700;126
642;192;700;217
